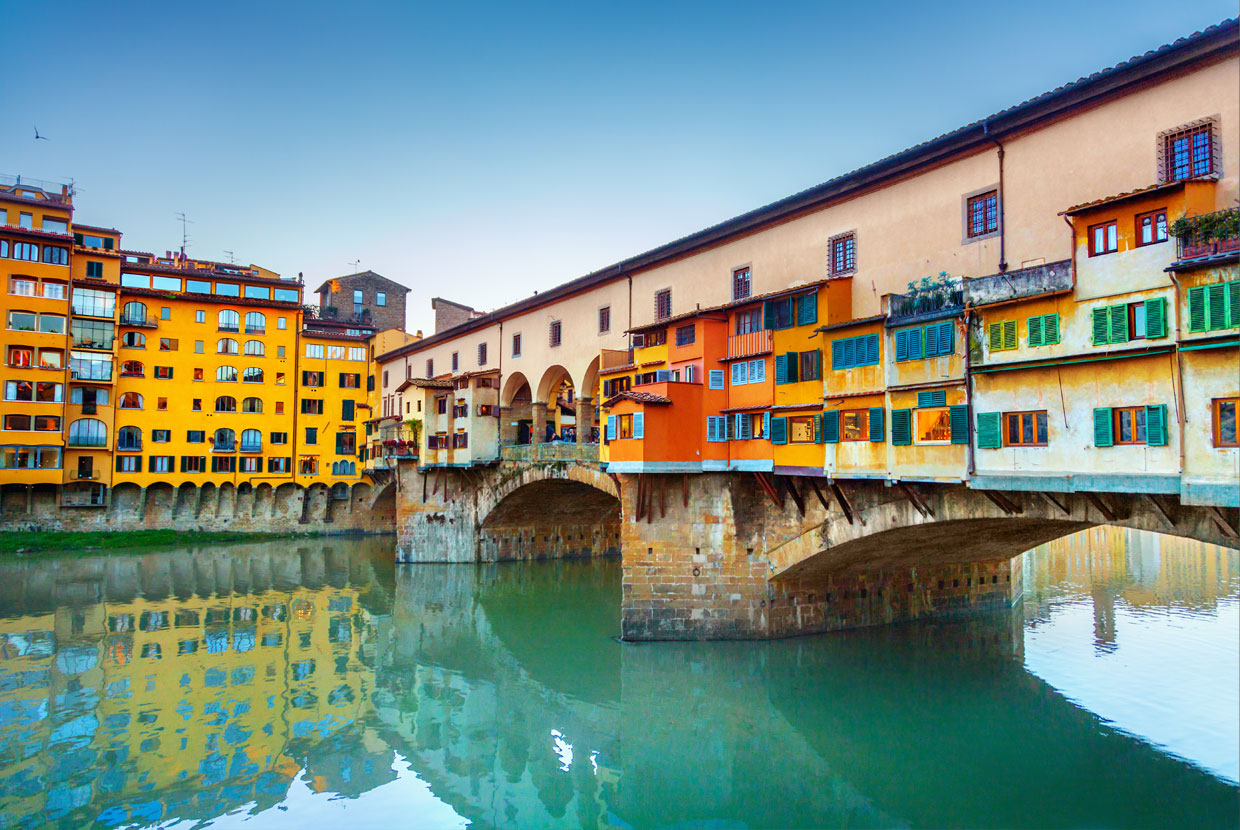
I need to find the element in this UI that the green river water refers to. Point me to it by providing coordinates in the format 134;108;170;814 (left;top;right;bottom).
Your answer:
0;526;1235;829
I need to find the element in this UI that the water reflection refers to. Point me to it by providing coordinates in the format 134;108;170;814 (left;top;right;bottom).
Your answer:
0;530;1234;829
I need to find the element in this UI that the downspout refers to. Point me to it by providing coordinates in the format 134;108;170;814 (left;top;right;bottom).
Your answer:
626;272;633;349
497;319;503;454
1167;271;1187;475
964;308;976;478
983;122;1008;273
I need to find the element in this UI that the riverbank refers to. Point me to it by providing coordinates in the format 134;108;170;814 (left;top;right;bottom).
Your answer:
0;528;392;557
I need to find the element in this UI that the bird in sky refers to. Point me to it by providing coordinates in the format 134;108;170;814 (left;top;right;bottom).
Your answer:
34;127;48;141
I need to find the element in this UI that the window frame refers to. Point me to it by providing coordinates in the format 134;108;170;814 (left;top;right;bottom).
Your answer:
1088;220;1119;257
963;188;1000;242
913;406;953;445
1212;397;1238;448
839;409;869;442
1135;208;1168;247
1112;406;1147;445
829;231;856;276
1003;410;1049;447
732;266;752;301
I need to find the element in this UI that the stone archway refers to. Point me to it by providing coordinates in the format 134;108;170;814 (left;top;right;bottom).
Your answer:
535;365;575;443
477;464;621;561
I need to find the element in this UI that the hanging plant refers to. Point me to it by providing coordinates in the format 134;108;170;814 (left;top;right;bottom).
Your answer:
1170;208;1240;243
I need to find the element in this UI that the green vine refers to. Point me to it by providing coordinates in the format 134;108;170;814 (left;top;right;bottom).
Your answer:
1169;208;1240;244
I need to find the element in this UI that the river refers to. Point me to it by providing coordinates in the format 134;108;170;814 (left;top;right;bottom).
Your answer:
0;527;1235;829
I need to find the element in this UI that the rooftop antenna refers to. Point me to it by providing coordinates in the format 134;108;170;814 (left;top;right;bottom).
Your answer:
224;250;235;264
349;259;361;274
175;212;194;257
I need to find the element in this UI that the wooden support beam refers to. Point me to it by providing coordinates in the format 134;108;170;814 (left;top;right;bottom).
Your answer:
752;472;782;509
898;482;934;519
980;489;1021;516
422;469;428;503
635;474;646;522
1084;492;1116;522
1042;492;1071;516
659;475;666;519
682;474;689;509
1205;505;1238;539
784;476;806;517
1144;494;1176;530
807;477;830;510
829;482;858;526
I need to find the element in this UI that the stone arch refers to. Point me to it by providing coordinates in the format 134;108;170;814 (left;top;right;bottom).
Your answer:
579;354;601;404
369;479;395;511
351;482;372;510
477;464;623;560
109;482;143;520
501;371;532;407
477;463;619;528
535;365;573;405
198;482;217;521
173;482;197;519
146;482;176;524
273;482;300;521
218;482;236;520
253;482;274;517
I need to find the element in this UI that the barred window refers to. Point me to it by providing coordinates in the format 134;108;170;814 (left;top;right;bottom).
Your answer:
829;233;856;275
1161;122;1215;183
966;191;999;239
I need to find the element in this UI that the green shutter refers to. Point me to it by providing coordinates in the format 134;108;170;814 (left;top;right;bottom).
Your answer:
908;328;923;360
796;293;817;326
786;352;799;383
770;416;788;445
891;409;912;446
917;389;946;408
1093;407;1114;448
1092;307;1111;345
976;412;1002;449
1002;320;1017;350
763;300;776;330
949;404;969;444
1187;286;1207;333
774;354;788;384
1144;297;1167;339
868;407;885;442
1027;315;1044;347
895;330;909;361
1145;404;1168;447
1206;283;1227;330
813;414;823;443
1227;280;1240;328
989;321;1003;351
1108;304;1128;343
1043;313;1060;344
822;410;839;443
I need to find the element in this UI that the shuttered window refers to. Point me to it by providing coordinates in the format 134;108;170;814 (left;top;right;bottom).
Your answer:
606;415;617;441
1026;314;1060;347
749;359;765;383
831;334;880;369
917;389;946;408
708;370;725;389
894;328;923;362
976;412;1002;449
1186;280;1239;332
821;410;840;443
1093;404;1168;447
632;412;644;439
868;407;885;442
987;320;1017;351
706;416;726;442
763;298;794;330
924;321;954;357
774;353;800;385
770;416;788;445
795;292;818;326
891;409;912;445
949;404;969;444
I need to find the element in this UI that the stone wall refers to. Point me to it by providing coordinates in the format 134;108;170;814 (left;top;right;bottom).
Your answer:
0;480;396;536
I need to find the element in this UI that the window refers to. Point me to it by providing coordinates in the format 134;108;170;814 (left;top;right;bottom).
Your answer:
7;346;32;368
305;427;318;445
271;431;288;445
550;320;562;347
150;456;173;473
277;346;285;358
218;309;239;332
966;191;999;239
42;281;66;300
118;392;143;409
764;297;794;330
1114;407;1146;445
275;401;284;414
1026;314;1060;348
70;351;111;381
242;397;263;413
840;409;872;441
675;324;695;346
3;415;30;431
1092;405;1168;448
12;242;38;261
211;456;237;473
1136;209;1168;247
155;366;173;379
9;277;35;297
160;337;179;351
829;233;856;276
193;398;202;411
195;310;206;323
0;447;60;470
217;338;239;355
153;430;171;443
305;344;324;359
240;429;262;452
121;301;148;324
655;289;672;320
987;320;1018;352
301;399;323;415
339;372;360;388
798;350;821;381
478;343;489;366
349;347;366;361
121;360;144;377
1089;220;1118;256
327;344;345;360
1213;397;1238;448
915;408;952;444
213;428;236;451
116;455;141;473
425;359;434;377
39;348;62;369
336;432;357;454
41;246;69;265
117;426;142;450
277;316;287;330
7;311;35;332
269;457;290;473
244;312;265;333
732;267;752;300
831;334;880;369
302;370;323;387
195;340;205;354
69;419;107;447
244;340;265;356
215;396;237;413
86;261;104;279
1186;280;1239;333
376;291;386;307
160;307;171;320
217;366;238;382
1002;411;1049;446
71;287;116;318
1161;122;1215;183
119;330;144;350
788;416;816;443
1092;298;1168;344
244;367;264;383
734;308;762;335
299;456;318;475
185;430;205;443
182;456;206;473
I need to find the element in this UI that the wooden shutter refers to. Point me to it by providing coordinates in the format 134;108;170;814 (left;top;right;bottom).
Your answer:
813;414;823;443
1145;404;1168;446
891;409;912;445
774;354;788;384
1204;283;1226;330
1108;304;1128;343
1227;280;1240;328
1043;313;1060;344
709;370;724;390
831;340;844;370
763;411;770;438
988;322;1004;351
1187;286;1207;332
1027;315;1044;347
731;362;744;385
342;400;354;421
917;389;946;408
751;359;766;383
606;415;617;441
821;410;839;443
115;455;124;472
895;330;909;361
908;327;923;360
786;352;799;383
1092;307;1111;344
868;407;884;442
1144;297;1167;339
949;404;969;444
763;301;776;330
796;293;817;326
976;412;1002;449
770;416;787;444
1002;319;1017;350
1093;407;1114;448
633;412;644;439
865;334;880;365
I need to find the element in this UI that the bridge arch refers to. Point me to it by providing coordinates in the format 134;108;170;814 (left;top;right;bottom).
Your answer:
535;364;573;405
501;371;532;408
478;463;619;528
580;354;601;404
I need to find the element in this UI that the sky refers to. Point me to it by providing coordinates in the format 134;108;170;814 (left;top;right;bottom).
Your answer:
3;0;1235;335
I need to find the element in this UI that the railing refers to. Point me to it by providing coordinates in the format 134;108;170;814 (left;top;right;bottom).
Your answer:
500;442;599;463
119;315;157;328
727;329;773;360
240;443;262;454
965;260;1072;307
1175;208;1240;260
888;280;965;322
601;348;634;369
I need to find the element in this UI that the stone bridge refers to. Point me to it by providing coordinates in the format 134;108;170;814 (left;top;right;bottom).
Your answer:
394;453;1239;640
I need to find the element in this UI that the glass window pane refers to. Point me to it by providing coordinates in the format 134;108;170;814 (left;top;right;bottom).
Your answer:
120;273;150;289
1022;414;1034;444
1036;412;1048;445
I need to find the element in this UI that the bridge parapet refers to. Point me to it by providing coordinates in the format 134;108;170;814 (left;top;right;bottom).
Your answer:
500;442;600;463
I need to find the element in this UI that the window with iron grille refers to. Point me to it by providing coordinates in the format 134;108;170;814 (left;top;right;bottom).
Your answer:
512;333;522;356
425;359;433;377
1160;121;1215;183
451;352;459;371
733;267;752;300
598;306;610;334
655;289;672;321
966;191;999;239
550;320;562;347
829;233;856;276
477;343;487;366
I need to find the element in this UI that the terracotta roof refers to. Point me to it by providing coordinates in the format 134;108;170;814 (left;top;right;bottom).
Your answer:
378;19;1239;365
626;279;831;334
720;404;771;413
815;314;887;334
1060;179;1193;215
454;368;500;380
600;362;637;374
602;391;672;408
398;378;453;391
122;260;299;288
299;329;371;341
0;225;73;243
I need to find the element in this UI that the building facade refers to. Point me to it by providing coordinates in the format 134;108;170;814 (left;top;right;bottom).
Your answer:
314;270;409;334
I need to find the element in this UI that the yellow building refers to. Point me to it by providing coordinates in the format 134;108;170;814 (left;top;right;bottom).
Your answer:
295;320;374;487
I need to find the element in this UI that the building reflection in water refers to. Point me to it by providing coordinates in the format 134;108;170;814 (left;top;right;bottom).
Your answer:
0;529;1233;830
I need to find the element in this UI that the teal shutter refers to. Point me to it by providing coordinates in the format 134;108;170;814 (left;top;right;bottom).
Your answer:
796;293;817;326
770;417;787;445
924;321;952;356
342;400;355;421
1145;404;1168;446
865;334;880;365
821;410;839;443
786;352;799;383
1108;304;1128;343
891;409;912;446
763;300;776;330
831;341;844;370
868;407;885;442
606;415;617;441
1043;313;1060;344
1092;307;1111;345
763;411;770;437
1093;408;1113;448
917;389;946;408
734;413;746;440
895;330;909;361
813;414;823;443
908;327;923;360
633;412;644;439
1144;297;1167;339
1187;286;1207;332
949;404;969;444
1227;280;1240;328
1027;315;1044;348
774;354;788;384
976;412;1002;449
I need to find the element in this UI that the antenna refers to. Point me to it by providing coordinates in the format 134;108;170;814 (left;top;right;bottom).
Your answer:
349;259;361;273
224;250;235;264
174;212;195;257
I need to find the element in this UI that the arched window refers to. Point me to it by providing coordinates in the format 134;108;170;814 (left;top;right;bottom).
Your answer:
122;332;146;349
215;396;236;413
240;429;262;452
120;360;144;377
216;365;237;382
242;397;263;413
118;391;143;409
218;309;239;332
243;340;265;356
117;426;142;450
244;312;265;334
121;302;148;324
213;428;235;450
68;418;107;447
242;367;264;383
217;338;238;355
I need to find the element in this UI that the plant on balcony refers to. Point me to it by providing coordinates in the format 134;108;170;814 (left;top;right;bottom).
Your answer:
404;417;422;447
895;271;962;317
1170;208;1240;244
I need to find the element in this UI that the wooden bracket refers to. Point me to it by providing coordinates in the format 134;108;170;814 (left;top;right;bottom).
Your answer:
421;469;428;503
1041;491;1071;516
981;489;1021;516
659;475;666;519
1084;492;1116;522
1144;493;1176;529
830;481;859;526
682;474;689;508
807;477;830;510
784;477;806;516
752;472;783;509
899;482;935;519
1205;505;1238;539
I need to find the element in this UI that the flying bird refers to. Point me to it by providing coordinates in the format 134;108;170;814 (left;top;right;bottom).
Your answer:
34;127;48;141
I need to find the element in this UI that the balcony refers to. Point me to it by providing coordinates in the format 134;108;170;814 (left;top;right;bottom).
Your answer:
240;442;262;454
964;260;1072;308
888;275;965;323
726;329;773;360
1173;208;1240;263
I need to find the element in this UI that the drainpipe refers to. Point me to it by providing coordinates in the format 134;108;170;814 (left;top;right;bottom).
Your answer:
964;308;976;478
1062;215;1077;288
1167;271;1187;476
983;122;1008;273
626;273;633;349
497;319;504;452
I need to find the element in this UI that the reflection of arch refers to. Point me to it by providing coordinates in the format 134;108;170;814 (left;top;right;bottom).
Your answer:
501;372;532;407
581;354;601;404
536;365;573;404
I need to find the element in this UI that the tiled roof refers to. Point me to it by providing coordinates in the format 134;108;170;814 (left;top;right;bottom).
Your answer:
602;391;672;408
1060;179;1196;215
399;378;453;391
814;314;886;334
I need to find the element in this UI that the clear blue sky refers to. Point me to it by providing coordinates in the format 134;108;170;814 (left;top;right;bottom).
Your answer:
4;1;1234;334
